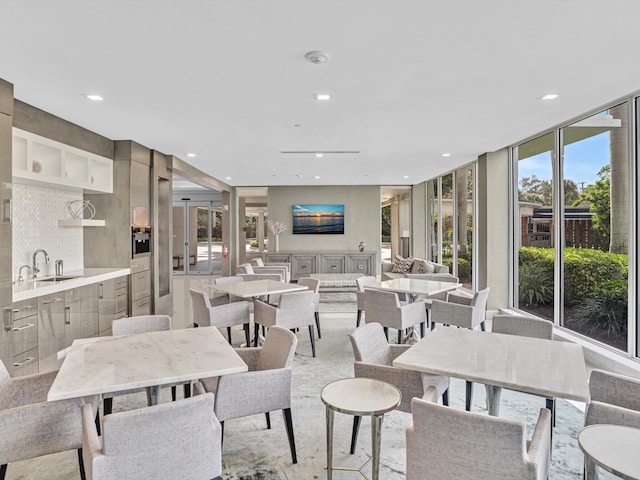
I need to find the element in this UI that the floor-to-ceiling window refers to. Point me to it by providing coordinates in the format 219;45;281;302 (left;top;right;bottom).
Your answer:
513;132;556;320
512;102;632;354
426;165;476;290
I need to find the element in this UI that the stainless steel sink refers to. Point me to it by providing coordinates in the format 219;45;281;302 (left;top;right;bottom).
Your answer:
35;275;81;283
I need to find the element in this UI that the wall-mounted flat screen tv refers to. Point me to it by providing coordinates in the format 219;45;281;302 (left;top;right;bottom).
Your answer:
292;204;344;234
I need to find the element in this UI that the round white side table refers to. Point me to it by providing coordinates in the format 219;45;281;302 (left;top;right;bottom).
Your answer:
579;424;640;480
321;377;401;480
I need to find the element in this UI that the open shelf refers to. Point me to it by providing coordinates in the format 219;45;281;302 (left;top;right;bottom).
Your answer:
57;219;106;227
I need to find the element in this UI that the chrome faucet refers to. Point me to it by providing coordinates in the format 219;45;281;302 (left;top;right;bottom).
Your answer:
17;265;31;283
32;249;50;279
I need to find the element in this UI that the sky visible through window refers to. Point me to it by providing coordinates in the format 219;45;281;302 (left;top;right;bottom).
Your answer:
519;131;610;188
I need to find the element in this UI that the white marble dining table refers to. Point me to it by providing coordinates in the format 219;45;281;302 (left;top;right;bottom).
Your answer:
393;326;590;416
366;277;462;300
48;326;247;403
212;279;307;299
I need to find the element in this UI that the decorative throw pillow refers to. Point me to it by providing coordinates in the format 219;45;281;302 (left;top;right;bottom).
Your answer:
391;254;414;273
411;259;435;274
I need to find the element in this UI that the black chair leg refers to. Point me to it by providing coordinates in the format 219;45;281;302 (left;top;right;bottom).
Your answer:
308;325;316;357
103;397;113;416
420;322;425;338
356;309;362;327
431;321;436;331
94;410;101;436
546;397;556;427
244;323;250;347
383;327;389;340
397;329;402;344
254;323;260;347
1;463;7;480
171;385;177;401
465;381;474;411
77;448;86;480
350;415;362;454
282;408;298;464
184;382;191;398
266;411;271;429
443;389;449;406
315;312;321;339
226;326;232;344
480;321;486;332
220;421;224;448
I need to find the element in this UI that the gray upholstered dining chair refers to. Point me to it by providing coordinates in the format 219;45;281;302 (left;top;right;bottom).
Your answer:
189;288;251;346
585;369;640;428
0;360;99;480
348;322;449;454
236;263;285;282
81;381;222;480
211;275;245;305
355;276;377;327
406;388;551;480
297;277;322;338
364;289;427;343
253;290;317;357
250;258;291;283
488;314;556;423
199;326;299;464
103;315;190;415
430;287;490;410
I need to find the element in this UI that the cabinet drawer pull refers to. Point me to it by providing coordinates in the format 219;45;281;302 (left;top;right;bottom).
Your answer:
13;323;34;332
65;306;71;325
41;297;63;305
301;265;308;270
331;265;337;270
98;283;104;299
3;309;11;332
116;293;127;298
13;356;35;368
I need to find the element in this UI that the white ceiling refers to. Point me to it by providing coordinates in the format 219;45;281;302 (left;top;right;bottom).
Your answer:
2;0;640;188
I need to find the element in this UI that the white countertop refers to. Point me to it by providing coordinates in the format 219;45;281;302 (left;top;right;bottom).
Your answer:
12;267;131;301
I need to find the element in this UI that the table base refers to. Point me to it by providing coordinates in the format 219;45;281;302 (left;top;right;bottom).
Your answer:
326;406;384;480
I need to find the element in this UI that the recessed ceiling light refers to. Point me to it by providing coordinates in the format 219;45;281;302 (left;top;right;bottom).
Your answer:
293;123;302;128
305;51;330;64
314;175;321;180
403;175;410;179
315;153;324;158
296;174;303;178
225;176;231;180
314;93;331;101
83;94;104;102
442;153;451;157
541;94;559;100
186;153;197;158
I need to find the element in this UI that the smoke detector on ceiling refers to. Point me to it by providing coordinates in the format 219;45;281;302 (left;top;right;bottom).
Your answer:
305;51;329;64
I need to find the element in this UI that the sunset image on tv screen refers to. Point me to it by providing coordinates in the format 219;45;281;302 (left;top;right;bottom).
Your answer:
292;204;344;234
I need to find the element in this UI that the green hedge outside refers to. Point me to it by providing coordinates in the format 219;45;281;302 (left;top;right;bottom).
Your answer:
518;246;628;305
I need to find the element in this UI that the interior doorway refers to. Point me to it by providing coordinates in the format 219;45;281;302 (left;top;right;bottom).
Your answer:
172;200;223;275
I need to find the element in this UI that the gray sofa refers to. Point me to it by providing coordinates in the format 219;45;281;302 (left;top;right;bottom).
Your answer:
381;258;454;281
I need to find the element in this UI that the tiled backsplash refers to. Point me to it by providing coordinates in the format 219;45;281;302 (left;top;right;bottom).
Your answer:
12;184;84;280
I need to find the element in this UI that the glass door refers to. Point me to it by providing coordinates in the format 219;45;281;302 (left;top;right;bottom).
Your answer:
172;200;222;275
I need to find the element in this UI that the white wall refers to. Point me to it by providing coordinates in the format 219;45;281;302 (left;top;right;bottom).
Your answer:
267;185;381;265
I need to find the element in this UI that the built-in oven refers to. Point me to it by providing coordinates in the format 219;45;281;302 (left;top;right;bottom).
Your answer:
132;226;151;257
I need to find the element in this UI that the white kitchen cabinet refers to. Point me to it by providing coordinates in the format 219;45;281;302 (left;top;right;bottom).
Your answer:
12;128;113;193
